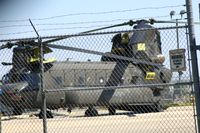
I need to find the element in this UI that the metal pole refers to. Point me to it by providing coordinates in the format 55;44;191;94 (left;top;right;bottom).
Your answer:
39;38;47;133
199;3;200;21
176;19;182;84
185;0;200;132
176;19;180;49
186;25;198;133
0;111;1;133
29;19;47;133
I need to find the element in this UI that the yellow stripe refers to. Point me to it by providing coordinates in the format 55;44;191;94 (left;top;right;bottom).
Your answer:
29;57;56;63
145;72;156;80
137;43;146;51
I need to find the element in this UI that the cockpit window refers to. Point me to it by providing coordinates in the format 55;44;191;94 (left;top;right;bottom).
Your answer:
18;73;40;89
2;74;10;84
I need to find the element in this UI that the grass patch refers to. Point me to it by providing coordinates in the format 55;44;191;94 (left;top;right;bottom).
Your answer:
163;102;193;109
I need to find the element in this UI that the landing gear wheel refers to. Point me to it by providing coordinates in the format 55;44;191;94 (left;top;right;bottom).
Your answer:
39;110;53;119
108;106;116;115
85;107;98;117
13;107;23;115
153;102;163;112
67;108;72;113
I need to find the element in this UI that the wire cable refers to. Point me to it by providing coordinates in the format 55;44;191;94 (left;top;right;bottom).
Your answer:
0;4;184;23
0;24;113;36
0;14;174;29
31;5;184;21
0;14;187;36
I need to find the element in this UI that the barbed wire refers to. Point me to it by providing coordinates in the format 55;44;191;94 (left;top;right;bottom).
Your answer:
0;4;184;23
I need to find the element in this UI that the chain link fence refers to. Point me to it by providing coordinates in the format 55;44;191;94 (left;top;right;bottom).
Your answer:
0;23;197;133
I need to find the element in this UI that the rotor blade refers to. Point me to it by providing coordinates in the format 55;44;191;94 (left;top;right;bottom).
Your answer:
0;44;8;50
46;43;162;67
1;62;13;66
43;20;136;44
155;20;200;25
80;20;135;34
0;42;14;50
154;20;187;24
0;44;6;49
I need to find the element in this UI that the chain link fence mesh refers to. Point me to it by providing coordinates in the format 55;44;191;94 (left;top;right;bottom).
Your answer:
0;24;197;133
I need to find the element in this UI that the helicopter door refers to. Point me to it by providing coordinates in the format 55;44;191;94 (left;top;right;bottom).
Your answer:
44;70;65;107
85;69;96;87
64;70;75;87
74;70;85;87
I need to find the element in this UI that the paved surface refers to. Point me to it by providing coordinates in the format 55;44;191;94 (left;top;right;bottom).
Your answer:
1;106;197;133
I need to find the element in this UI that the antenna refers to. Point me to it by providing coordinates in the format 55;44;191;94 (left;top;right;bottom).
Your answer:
170;11;175;19
29;19;40;38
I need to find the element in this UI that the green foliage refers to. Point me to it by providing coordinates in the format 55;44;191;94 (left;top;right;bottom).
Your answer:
163;102;193;109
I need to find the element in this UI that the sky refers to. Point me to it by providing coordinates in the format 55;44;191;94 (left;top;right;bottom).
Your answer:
0;0;199;38
0;0;199;79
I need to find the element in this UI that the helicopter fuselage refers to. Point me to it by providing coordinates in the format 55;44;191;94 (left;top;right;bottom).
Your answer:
1;61;171;114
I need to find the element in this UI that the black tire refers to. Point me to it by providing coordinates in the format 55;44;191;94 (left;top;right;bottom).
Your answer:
39;110;53;119
85;107;98;117
67;108;72;113
38;112;43;119
153;103;163;112
108;106;116;115
13;108;23;115
47;110;53;118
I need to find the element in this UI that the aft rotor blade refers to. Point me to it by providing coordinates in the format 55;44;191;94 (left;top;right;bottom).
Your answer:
46;43;162;67
155;20;187;24
43;20;136;44
155;20;199;25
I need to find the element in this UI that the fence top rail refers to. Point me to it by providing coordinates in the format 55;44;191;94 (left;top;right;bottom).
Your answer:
0;25;187;43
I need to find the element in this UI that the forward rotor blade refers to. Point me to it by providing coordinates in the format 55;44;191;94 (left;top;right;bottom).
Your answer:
0;44;8;50
0;42;14;50
1;62;13;66
46;43;162;67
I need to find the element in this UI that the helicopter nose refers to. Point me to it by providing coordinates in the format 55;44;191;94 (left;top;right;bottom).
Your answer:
7;91;22;101
0;82;28;102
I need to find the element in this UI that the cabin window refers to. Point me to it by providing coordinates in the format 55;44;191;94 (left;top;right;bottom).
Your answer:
99;77;104;84
54;76;63;85
130;76;138;84
78;77;85;86
2;74;10;84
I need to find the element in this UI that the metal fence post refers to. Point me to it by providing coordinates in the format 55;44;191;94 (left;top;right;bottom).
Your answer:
185;0;200;132
0;111;1;133
199;3;200;21
39;38;48;133
29;19;47;133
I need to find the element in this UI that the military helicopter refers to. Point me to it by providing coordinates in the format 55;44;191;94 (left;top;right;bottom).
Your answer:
0;19;172;118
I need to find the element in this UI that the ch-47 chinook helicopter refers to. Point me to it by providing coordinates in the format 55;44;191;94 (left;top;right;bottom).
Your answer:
0;19;172;118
